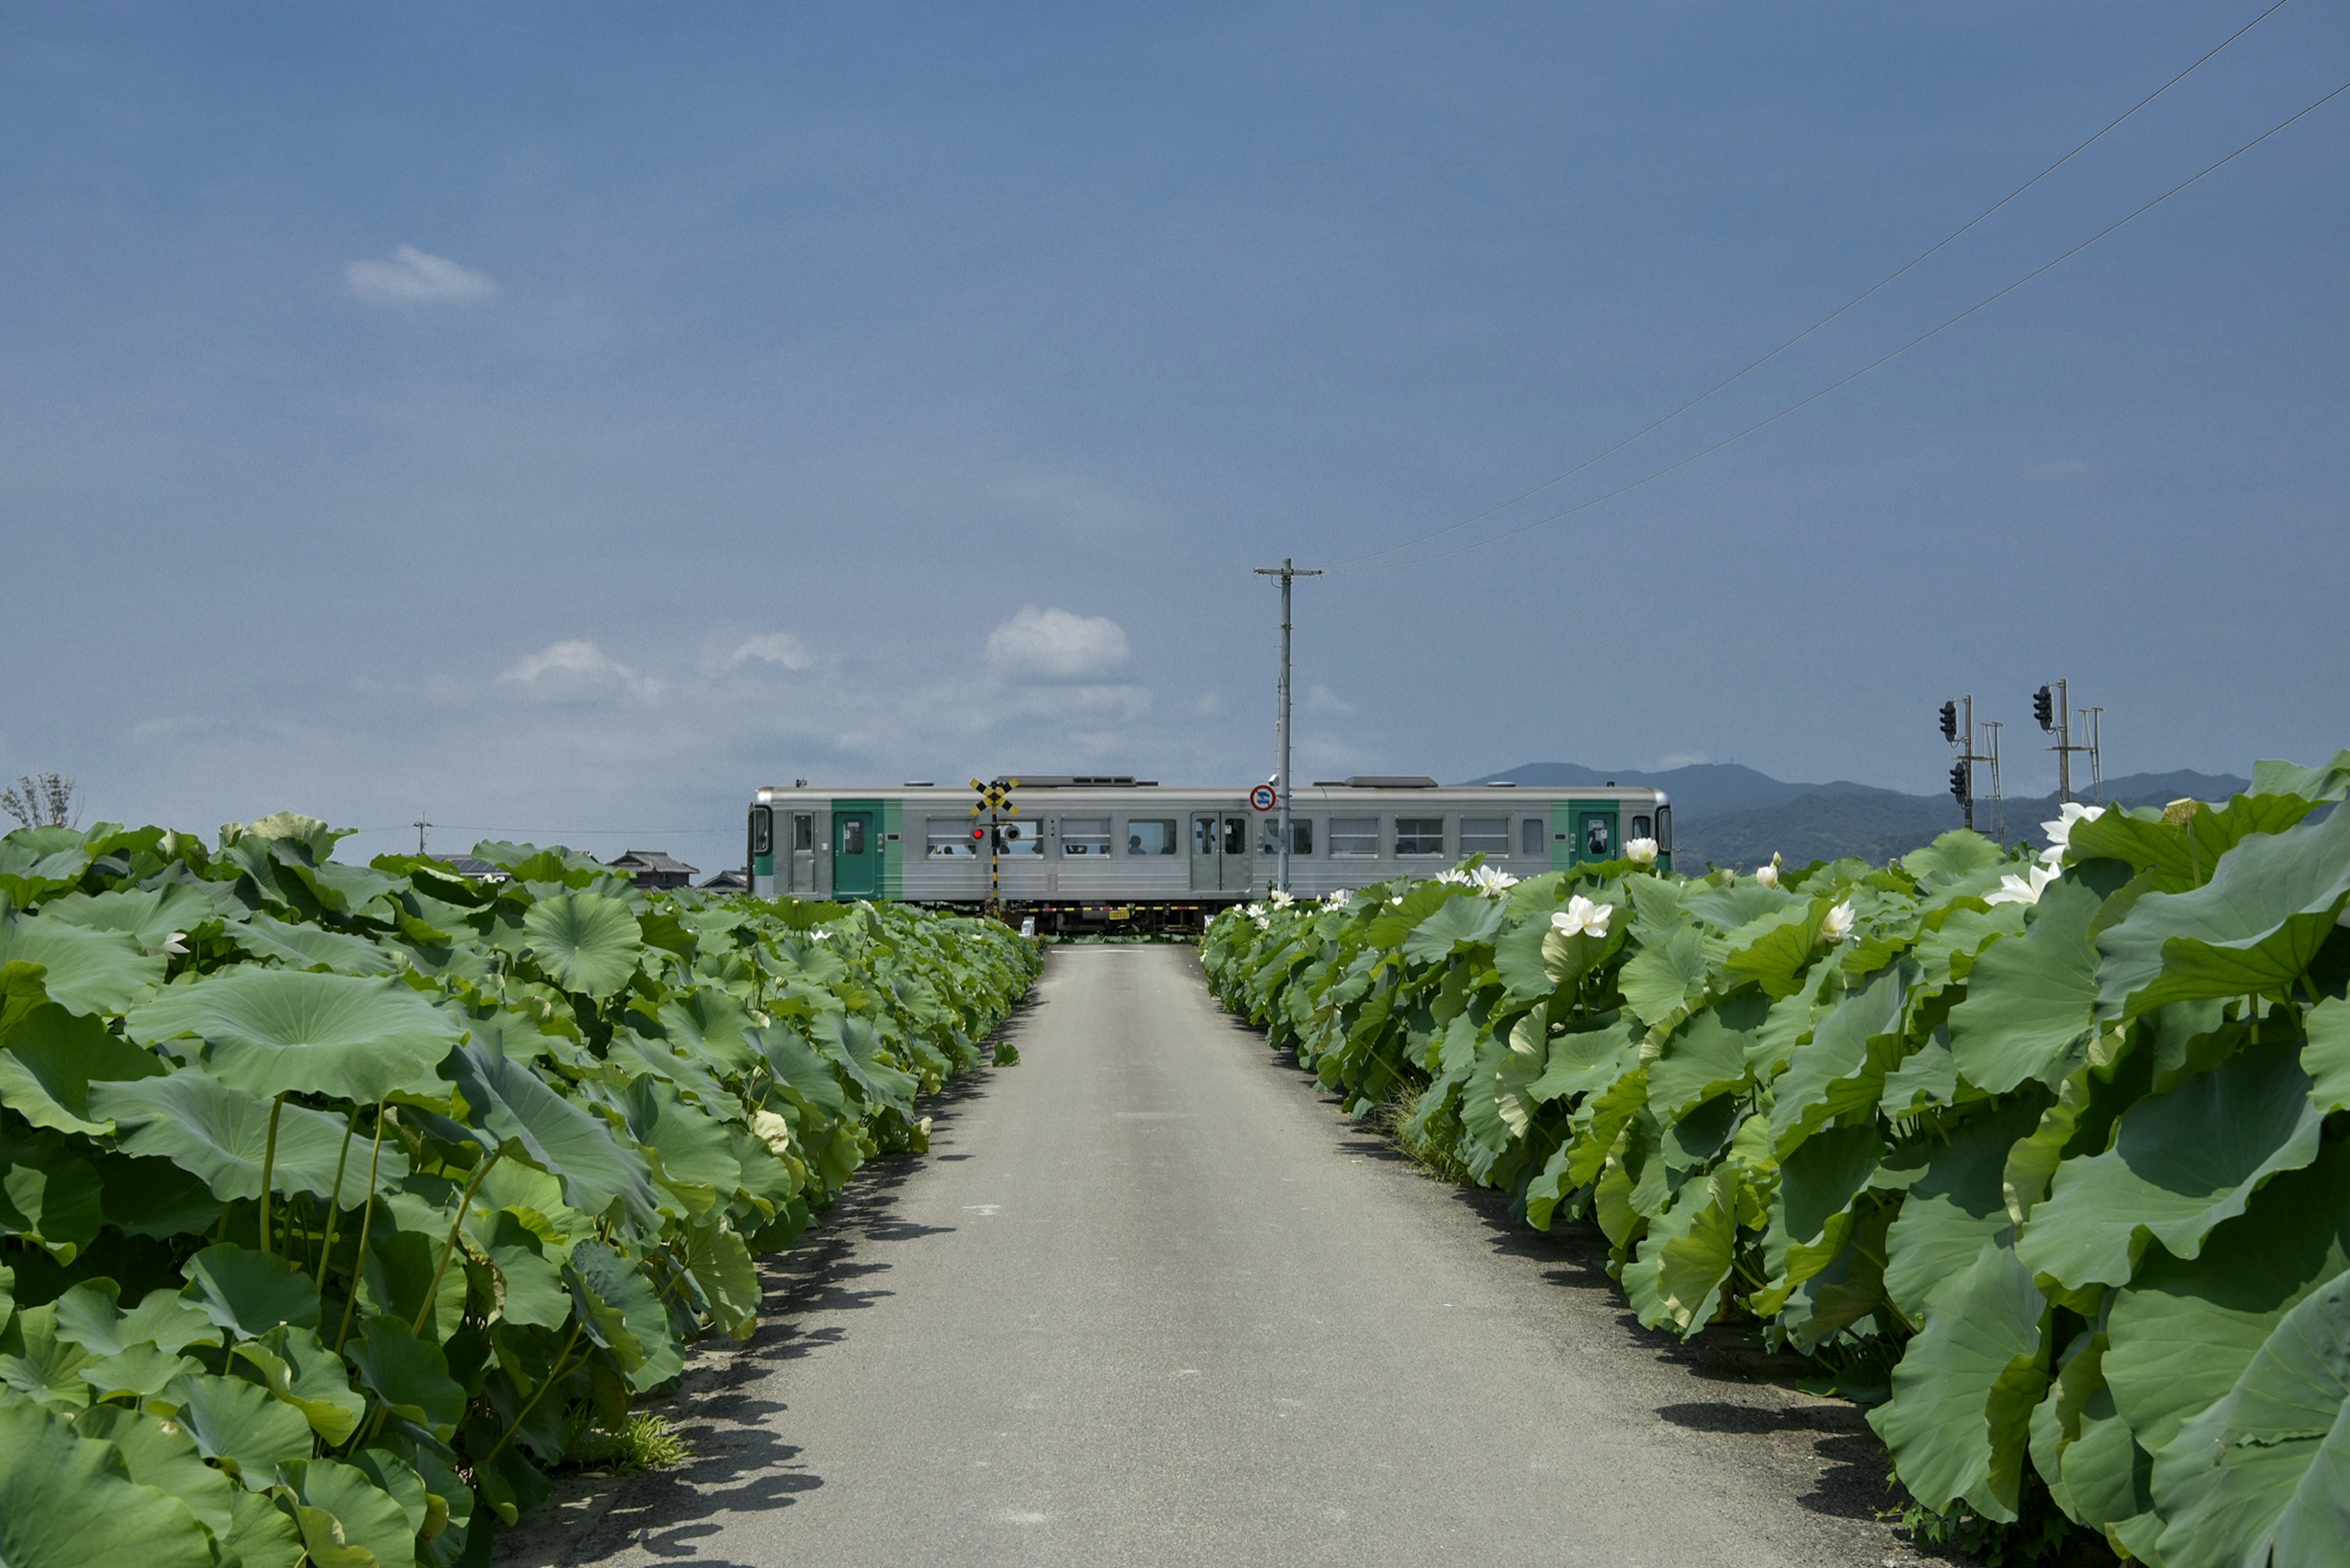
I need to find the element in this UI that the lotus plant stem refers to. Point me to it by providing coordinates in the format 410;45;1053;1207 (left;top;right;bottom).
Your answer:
481;1316;588;1466
334;1107;391;1353
413;1147;502;1336
257;1091;286;1256
315;1105;362;1292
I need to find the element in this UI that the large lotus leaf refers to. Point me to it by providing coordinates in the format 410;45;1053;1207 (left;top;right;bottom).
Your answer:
1899;831;2007;888
79;1342;205;1402
345;1316;464;1439
1913;901;2029;996
682;1218;763;1339
97;1152;226;1239
823;1014;917;1115
474;1209;571;1328
1868;1238;2048;1523
2105;1140;2350;1461
473;838;602;883
1401;895;1507;966
1762;1124;1881;1285
2070;794;2316;894
0;913;164;1017
0;1001;166;1135
235;1324;368;1445
1882;1100;2046;1325
1646;1004;1756;1120
1683;881;1800;930
2151;1271;2350;1567
125;968;461;1102
37;881;225;953
224;1487;307;1568
0;1402;215;1568
2095;801;2350;1021
2251;749;2350;802
282;1456;417;1568
170;1369;315;1487
54;1282;218;1358
0;827;94;903
75;1404;237;1538
2017;1039;2324;1291
94;1070;410;1204
520;892;643;1000
1611;925;1711;1027
1622;1167;1740;1338
1722;900;1831;998
0;1157;102;1261
1769;958;1914;1154
567;1239;684;1391
226;913;401;977
182;1242;323;1338
0;1303;91;1411
1946;878;2103;1094
447;1042;657;1228
2304;993;2350;1114
1525;1014;1638;1106
656;987;762;1077
611;1029;731;1109
359;1230;466;1345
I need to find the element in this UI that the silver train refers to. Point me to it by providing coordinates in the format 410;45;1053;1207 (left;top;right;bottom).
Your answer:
748;774;1672;929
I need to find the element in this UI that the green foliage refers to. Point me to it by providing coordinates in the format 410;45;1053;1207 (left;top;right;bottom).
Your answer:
1202;760;2350;1565
0;815;1036;1564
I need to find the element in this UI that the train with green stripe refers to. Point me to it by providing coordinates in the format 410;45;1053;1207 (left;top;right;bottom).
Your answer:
748;774;1671;928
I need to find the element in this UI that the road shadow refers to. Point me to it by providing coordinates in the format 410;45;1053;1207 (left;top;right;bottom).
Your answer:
493;1051;1012;1566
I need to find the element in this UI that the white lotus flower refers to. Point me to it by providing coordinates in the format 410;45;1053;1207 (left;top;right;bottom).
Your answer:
1467;864;1518;895
1754;861;1780;889
2040;802;2106;860
145;931;190;958
1986;862;2062;907
1252;911;1272;931
1551;895;1613;939
1390;896;1404;906
1625;837;1658;867
1324;889;1353;909
1269;889;1295;909
808;928;831;941
1436;867;1472;886
1819;901;1856;944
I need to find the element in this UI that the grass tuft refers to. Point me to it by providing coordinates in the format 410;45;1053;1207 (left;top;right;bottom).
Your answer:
566;1411;691;1473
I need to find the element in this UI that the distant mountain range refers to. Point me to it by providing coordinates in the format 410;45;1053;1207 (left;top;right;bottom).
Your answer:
1460;761;2252;871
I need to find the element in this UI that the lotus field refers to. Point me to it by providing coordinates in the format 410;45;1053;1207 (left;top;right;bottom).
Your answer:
0;813;1038;1566
1204;753;2350;1566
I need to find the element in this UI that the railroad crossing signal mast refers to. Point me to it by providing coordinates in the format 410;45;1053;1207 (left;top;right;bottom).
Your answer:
2033;679;2103;805
1253;558;1322;894
969;777;1020;918
1939;697;1996;833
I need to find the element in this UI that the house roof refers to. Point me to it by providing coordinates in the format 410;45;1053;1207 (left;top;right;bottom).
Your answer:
606;849;699;875
430;854;510;883
699;868;749;890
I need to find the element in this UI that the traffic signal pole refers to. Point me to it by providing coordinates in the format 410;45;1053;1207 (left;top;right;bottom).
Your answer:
1253;558;1321;894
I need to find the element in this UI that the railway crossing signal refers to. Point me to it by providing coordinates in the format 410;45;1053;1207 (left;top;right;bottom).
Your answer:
970;777;1020;917
2032;679;2102;805
1948;760;1969;804
1939;695;1997;834
1938;701;1959;745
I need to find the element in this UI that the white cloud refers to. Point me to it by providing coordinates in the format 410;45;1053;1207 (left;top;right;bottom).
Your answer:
991;471;1139;538
1655;751;1709;769
344;244;496;305
984;607;1131;682
1192;692;1226;719
726;632;816;671
497;639;658;698
1302;683;1354;715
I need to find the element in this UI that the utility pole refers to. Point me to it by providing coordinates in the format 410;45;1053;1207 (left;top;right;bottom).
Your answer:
2034;679;2097;806
412;818;433;856
1980;720;2005;843
2083;707;2105;802
1939;696;1993;832
1253;558;1322;894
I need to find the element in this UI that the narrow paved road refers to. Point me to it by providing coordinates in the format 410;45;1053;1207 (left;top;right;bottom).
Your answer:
503;946;1914;1567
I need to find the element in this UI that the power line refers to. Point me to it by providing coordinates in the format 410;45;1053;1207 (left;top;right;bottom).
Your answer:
1327;0;2299;570
1337;75;2349;575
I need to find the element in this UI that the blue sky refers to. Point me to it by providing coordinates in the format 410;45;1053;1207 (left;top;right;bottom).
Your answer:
2;2;2343;868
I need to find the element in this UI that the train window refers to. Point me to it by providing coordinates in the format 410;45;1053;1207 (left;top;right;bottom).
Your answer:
1395;818;1444;856
1521;818;1544;857
1001;821;1043;855
792;814;815;851
925;818;977;857
750;806;774;857
1259;819;1314;856
1657;805;1673;852
1223;816;1248;856
1062;818;1111;856
1194;817;1217;856
840;819;865;856
1330;817;1378;857
1460;816;1509;856
1631;815;1653;840
1127;819;1177;855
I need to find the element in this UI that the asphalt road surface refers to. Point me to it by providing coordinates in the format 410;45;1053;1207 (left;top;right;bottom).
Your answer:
501;945;1917;1568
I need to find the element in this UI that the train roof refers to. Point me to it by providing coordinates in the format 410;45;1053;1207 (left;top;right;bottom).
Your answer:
753;778;1671;805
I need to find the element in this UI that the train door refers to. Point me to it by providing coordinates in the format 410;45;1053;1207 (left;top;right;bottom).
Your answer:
788;812;817;892
1190;813;1222;892
833;810;879;897
1574;805;1619;865
1219;813;1254;892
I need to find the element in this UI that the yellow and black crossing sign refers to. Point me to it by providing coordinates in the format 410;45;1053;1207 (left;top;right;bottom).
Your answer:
969;777;1021;816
